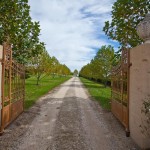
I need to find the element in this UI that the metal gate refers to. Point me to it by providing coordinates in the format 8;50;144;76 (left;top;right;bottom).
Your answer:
0;43;25;132
111;48;130;135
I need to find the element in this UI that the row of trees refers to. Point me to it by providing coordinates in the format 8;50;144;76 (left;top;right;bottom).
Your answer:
79;45;117;87
27;41;71;85
27;48;71;85
0;0;71;85
80;0;150;86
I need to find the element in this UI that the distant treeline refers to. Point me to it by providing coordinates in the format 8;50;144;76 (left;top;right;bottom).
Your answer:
79;45;120;87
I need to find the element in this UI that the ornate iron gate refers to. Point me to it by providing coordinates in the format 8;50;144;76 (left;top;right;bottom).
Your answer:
0;43;25;132
111;48;130;136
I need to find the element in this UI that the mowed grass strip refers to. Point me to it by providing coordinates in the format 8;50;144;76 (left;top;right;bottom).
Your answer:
80;77;111;110
25;76;71;109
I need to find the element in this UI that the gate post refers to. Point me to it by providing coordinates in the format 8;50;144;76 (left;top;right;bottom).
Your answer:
0;45;3;131
129;14;150;149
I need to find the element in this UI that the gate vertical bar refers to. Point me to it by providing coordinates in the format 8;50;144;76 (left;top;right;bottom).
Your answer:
23;65;25;111
111;48;129;136
9;46;12;122
0;45;3;133
1;44;5;133
121;50;124;122
126;48;130;136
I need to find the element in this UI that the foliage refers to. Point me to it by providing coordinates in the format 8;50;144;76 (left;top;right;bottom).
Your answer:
0;0;42;63
47;56;59;77
25;76;71;109
80;77;111;110
46;56;71;78
103;0;150;131
94;45;114;86
27;46;71;85
0;0;71;82
58;64;71;77
25;69;31;79
103;0;150;48
0;0;72;109
29;45;51;85
79;45;115;86
140;97;150;136
73;69;78;76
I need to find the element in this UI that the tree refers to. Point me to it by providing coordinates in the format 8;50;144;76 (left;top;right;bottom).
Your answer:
79;45;115;87
50;56;60;77
73;69;78;76
28;48;71;85
60;64;71;76
0;0;41;63
103;0;150;48
94;45;114;86
30;44;51;85
80;63;93;79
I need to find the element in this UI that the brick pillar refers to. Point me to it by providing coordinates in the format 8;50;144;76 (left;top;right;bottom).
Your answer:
129;43;150;149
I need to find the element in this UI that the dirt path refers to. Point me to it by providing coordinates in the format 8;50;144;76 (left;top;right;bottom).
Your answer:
0;77;140;150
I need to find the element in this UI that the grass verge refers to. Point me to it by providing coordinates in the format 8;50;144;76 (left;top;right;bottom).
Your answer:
25;76;71;109
80;77;111;110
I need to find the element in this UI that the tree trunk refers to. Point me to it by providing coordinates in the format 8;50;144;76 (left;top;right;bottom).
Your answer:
36;74;40;85
104;80;107;88
36;77;39;85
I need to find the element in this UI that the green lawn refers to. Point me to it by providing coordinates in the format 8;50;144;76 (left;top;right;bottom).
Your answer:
25;76;71;109
80;77;111;110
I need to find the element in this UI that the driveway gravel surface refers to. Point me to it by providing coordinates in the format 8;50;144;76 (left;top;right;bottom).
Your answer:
0;77;140;150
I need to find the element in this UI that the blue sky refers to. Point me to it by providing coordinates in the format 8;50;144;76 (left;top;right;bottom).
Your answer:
29;0;118;72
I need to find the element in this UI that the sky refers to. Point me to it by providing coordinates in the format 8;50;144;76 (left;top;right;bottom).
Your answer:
29;0;118;72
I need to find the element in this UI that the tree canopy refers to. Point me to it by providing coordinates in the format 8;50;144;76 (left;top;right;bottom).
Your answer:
27;47;71;85
73;69;78;76
0;0;41;63
79;45;115;86
0;0;72;83
103;0;150;48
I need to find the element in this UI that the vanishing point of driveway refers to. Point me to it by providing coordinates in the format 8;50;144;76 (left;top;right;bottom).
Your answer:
0;77;139;150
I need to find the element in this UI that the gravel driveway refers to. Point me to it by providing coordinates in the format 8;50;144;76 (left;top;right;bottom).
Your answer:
0;77;140;150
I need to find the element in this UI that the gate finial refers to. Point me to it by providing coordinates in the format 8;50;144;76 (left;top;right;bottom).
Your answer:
137;13;150;44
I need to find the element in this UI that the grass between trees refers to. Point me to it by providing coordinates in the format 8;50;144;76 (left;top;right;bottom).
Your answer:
25;76;71;109
80;77;111;110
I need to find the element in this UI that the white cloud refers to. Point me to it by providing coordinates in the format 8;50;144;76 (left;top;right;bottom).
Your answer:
28;0;116;71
